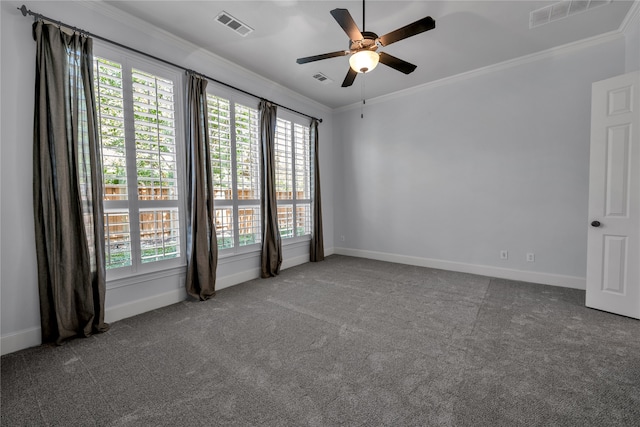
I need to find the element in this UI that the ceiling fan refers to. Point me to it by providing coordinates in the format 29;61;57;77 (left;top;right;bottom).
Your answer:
296;0;436;87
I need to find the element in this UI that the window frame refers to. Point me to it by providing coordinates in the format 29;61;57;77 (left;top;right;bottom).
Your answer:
275;110;313;244
205;83;263;257
94;42;187;281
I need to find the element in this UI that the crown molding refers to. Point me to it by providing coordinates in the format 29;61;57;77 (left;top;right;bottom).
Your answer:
334;29;625;113
77;0;332;115
620;0;640;33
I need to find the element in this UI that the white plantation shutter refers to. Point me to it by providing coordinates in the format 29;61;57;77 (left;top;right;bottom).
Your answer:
95;58;131;268
103;211;131;268
275;117;312;239
132;69;178;201
207;91;262;252
294;124;312;236
215;207;234;249
275;119;293;200
139;208;180;263
235;104;261;247
235;104;260;201
279;205;294;238
238;206;261;246
95;58;127;201
294;124;311;199
207;95;233;200
94;53;184;274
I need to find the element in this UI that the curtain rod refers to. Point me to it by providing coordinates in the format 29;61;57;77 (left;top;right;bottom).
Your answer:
18;5;322;123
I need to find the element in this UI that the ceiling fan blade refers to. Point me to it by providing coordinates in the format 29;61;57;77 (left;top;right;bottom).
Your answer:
296;50;349;64
378;16;435;47
341;67;358;87
330;8;363;41
378;52;417;74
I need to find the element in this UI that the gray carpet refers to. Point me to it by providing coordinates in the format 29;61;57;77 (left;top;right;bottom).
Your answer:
2;255;640;426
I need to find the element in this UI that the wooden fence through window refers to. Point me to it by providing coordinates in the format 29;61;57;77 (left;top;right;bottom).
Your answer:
104;185;309;243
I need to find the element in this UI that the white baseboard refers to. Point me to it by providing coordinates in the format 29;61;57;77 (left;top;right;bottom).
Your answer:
217;253;312;290
1;327;42;356
104;287;188;324
282;253;311;270
333;247;586;290
216;268;261;291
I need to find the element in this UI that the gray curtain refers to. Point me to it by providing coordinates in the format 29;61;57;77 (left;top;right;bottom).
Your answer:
259;100;282;277
310;119;325;262
32;21;108;344
185;73;217;300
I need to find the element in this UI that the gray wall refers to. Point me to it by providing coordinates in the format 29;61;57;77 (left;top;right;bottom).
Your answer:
332;36;627;286
0;1;334;353
625;6;640;72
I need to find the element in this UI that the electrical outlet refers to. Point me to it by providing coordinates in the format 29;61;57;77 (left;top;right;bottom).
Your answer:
526;253;535;262
500;250;508;260
340;235;345;242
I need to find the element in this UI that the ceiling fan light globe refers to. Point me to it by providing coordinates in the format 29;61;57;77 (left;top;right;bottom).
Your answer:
349;50;379;74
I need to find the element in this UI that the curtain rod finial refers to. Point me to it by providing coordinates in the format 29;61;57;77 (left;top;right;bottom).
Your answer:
19;5;29;16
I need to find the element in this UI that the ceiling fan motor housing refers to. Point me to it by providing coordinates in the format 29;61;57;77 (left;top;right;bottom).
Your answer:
350;31;379;52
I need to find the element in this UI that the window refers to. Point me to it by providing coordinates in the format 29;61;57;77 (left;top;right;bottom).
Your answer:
94;49;184;275
207;90;261;252
94;44;313;275
275;116;312;239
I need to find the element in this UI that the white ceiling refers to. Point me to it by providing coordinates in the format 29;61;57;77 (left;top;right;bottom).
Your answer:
104;0;635;109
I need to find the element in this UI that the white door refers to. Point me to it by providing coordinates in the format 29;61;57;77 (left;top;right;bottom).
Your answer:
586;71;640;319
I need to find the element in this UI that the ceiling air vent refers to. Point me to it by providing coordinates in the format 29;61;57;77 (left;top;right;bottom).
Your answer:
530;0;612;29
215;11;254;37
312;73;334;85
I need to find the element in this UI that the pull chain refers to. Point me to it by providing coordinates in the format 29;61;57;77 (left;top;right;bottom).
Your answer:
361;73;366;119
360;0;367;119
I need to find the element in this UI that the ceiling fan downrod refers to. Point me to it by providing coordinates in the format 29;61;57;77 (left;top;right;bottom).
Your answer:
362;0;366;32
